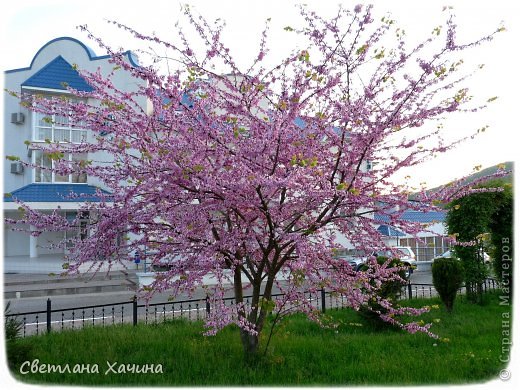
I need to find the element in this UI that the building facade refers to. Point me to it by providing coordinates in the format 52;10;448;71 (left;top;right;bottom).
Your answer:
3;37;145;259
376;210;449;261
4;37;449;267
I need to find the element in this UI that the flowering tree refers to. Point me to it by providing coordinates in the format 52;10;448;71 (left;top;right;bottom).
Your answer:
8;5;505;356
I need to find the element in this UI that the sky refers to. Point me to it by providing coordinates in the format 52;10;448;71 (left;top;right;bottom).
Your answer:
1;0;519;189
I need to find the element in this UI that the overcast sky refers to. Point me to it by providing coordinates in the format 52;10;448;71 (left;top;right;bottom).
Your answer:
2;0;518;188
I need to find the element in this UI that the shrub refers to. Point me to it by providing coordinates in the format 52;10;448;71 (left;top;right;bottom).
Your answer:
358;256;407;328
5;301;33;372
5;301;22;341
432;257;464;312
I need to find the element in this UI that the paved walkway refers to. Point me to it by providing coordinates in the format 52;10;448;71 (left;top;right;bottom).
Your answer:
4;254;137;274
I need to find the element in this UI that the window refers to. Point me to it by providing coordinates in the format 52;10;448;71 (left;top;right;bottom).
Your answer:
65;211;90;248
34;150;87;183
33;106;88;143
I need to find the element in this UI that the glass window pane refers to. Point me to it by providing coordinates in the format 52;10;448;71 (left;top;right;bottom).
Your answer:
54;114;69;127
71;130;83;143
71;153;88;183
37;127;52;141
71;118;87;128
55;172;69;182
37;113;52;128
34;151;52;182
54;129;71;142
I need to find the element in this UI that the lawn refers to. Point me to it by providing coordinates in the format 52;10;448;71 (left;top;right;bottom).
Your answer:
8;292;510;386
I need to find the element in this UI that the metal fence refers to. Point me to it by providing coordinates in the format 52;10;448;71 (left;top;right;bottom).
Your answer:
6;279;498;338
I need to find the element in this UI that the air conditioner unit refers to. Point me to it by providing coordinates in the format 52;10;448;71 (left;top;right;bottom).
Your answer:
10;162;24;174
11;112;25;125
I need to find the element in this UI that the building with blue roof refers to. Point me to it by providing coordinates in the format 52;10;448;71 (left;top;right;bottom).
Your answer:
21;55;94;92
4;37;144;259
373;209;449;261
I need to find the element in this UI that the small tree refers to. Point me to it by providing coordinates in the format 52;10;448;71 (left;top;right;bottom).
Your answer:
5;302;32;372
489;182;513;291
432;258;464;312
5;5;506;358
446;178;512;302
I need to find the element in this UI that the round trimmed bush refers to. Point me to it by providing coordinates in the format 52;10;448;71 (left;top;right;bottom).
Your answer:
432;257;464;312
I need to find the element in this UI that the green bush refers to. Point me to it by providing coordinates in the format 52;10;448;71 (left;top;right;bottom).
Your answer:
432;257;464;312
358;256;407;328
5;301;33;372
5;301;22;341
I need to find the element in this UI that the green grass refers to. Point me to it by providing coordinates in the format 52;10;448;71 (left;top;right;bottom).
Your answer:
8;292;510;386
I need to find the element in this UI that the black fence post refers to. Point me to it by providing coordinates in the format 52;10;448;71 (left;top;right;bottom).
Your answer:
46;298;52;334
132;296;137;326
205;295;211;316
407;282;412;300
321;289;326;313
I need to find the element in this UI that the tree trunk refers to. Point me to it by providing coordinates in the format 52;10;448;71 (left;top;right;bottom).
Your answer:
233;266;261;359
240;328;259;357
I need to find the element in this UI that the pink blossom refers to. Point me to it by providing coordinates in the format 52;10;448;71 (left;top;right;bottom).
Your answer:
7;4;505;355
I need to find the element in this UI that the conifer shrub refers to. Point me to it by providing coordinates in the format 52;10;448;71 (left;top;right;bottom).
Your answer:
432;257;464;312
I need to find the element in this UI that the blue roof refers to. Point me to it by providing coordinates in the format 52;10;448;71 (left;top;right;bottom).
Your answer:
377;224;405;237
4;184;111;203
21;56;93;92
375;210;446;223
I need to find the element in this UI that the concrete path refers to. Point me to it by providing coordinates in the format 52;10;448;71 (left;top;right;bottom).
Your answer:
4;254;136;274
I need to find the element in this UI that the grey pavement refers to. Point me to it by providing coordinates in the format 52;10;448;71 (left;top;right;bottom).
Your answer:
4;253;134;274
5;267;434;314
409;269;433;284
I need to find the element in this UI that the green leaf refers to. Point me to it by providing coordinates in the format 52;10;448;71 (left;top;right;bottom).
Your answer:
291;269;306;287
356;44;368;56
47;152;65;161
193;164;204;173
4;89;19;98
6;155;20;161
298;50;310;62
336;182;347;191
283;26;294;32
259;298;276;313
349;187;360;196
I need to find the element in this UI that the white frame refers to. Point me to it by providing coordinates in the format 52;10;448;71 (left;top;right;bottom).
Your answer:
32;150;88;184
33;111;88;144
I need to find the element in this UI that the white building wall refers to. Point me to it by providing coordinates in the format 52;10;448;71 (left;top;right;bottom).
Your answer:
3;213;30;256
4;37;148;259
4;37;147;193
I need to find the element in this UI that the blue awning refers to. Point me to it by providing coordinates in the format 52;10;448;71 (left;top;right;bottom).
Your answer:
377;224;405;237
4;184;111;203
